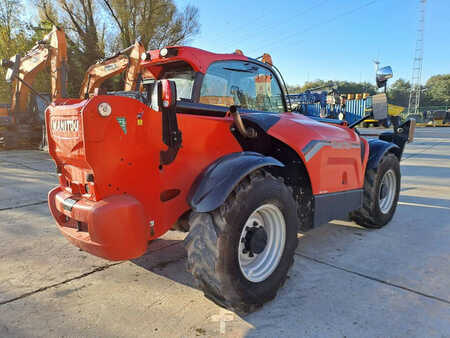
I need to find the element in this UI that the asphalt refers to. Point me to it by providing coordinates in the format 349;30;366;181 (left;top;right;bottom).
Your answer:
0;127;449;337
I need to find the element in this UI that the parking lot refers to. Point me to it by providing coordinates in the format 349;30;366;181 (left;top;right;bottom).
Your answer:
0;127;449;337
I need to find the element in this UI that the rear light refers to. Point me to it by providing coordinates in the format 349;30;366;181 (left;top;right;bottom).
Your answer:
98;102;112;117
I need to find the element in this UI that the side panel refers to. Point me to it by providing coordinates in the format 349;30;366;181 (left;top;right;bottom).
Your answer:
268;112;366;195
314;189;363;226
48;95;243;240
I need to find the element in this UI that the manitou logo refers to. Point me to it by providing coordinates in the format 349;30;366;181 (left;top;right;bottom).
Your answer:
51;119;79;133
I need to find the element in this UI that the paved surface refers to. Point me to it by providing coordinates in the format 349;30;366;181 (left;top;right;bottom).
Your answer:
0;127;449;337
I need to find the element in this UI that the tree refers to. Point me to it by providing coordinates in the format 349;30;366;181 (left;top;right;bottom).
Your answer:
102;0;200;50
424;74;450;106
388;79;411;107
35;0;199;95
287;80;376;96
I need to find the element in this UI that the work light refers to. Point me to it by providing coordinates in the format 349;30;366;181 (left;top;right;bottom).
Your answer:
98;102;112;117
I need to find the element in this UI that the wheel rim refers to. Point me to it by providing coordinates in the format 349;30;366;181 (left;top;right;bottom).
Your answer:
238;203;286;283
378;169;397;214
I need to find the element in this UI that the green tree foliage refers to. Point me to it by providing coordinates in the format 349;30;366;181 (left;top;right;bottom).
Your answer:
289;76;449;108
424;74;450;106
386;76;449;107
288;80;376;95
0;0;35;102
388;79;411;107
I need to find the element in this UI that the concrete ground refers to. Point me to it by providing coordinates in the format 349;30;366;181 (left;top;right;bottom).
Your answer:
0;127;449;337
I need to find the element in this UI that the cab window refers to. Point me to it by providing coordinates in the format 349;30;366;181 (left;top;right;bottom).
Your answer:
200;61;285;113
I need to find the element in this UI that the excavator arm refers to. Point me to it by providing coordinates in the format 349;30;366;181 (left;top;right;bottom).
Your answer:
80;40;145;99
3;26;68;116
0;26;67;148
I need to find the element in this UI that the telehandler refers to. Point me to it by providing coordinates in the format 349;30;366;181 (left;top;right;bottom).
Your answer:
0;26;68;149
46;46;415;312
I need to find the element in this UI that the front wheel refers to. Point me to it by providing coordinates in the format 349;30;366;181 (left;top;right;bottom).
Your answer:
350;153;401;228
184;170;299;312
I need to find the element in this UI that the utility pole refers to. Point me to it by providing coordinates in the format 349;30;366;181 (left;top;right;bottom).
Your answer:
407;0;426;115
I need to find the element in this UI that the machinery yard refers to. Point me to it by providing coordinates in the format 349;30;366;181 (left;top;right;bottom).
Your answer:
1;126;449;337
0;0;448;336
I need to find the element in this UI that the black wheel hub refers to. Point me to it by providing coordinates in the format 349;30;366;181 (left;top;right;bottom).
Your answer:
242;225;268;256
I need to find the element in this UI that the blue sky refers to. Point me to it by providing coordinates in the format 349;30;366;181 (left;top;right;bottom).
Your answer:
176;0;450;86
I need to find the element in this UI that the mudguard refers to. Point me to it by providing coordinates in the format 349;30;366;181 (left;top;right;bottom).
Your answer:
367;139;401;170
188;151;284;212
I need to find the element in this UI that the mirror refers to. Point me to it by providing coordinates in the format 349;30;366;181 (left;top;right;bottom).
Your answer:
150;79;177;112
154;79;181;166
376;66;393;88
372;93;388;121
2;55;20;83
150;81;160;111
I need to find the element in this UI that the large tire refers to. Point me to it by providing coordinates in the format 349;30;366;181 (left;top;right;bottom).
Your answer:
350;153;400;228
184;170;299;312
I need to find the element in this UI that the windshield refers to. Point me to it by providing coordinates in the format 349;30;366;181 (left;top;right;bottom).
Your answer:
156;62;196;100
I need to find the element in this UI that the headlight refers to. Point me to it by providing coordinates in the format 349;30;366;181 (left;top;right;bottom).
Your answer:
160;48;168;57
159;47;177;58
141;52;150;61
98;102;112;117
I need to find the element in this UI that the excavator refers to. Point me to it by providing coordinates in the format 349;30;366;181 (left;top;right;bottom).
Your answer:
79;39;145;99
0;25;68;149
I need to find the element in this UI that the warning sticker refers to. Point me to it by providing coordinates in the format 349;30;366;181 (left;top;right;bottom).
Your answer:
116;117;127;134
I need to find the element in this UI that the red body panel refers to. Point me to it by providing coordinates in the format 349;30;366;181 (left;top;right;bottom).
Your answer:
46;95;242;259
268;113;368;195
48;187;148;260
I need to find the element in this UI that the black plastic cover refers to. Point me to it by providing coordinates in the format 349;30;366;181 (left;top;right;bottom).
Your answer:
188;151;284;212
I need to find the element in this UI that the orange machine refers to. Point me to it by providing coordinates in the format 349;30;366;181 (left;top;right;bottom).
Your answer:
46;46;415;312
79;40;145;99
0;26;67;148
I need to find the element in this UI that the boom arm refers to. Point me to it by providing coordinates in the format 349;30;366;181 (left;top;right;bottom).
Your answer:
6;26;68;114
79;40;145;99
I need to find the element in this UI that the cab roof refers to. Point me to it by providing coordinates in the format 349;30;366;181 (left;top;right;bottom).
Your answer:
141;46;252;74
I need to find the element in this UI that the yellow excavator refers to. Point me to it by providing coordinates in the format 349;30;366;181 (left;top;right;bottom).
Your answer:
0;26;68;149
79;39;145;99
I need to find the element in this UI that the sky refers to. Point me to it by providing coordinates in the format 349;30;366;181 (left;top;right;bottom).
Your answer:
176;0;450;86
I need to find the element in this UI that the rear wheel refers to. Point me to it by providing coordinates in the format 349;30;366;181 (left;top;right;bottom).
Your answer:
184;170;299;312
350;153;400;228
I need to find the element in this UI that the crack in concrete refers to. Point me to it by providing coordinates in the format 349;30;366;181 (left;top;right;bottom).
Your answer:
0;241;186;306
0;201;48;212
295;252;450;305
402;141;446;161
0;159;56;176
0;263;123;306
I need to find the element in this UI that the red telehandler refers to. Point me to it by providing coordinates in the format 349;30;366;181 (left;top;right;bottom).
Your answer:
45;46;415;312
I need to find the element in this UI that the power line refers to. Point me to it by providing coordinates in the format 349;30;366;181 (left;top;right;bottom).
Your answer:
219;0;331;52
246;0;378;56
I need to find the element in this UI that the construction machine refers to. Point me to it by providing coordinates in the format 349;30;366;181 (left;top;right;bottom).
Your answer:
46;46;415;312
79;40;145;99
0;26;68;149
